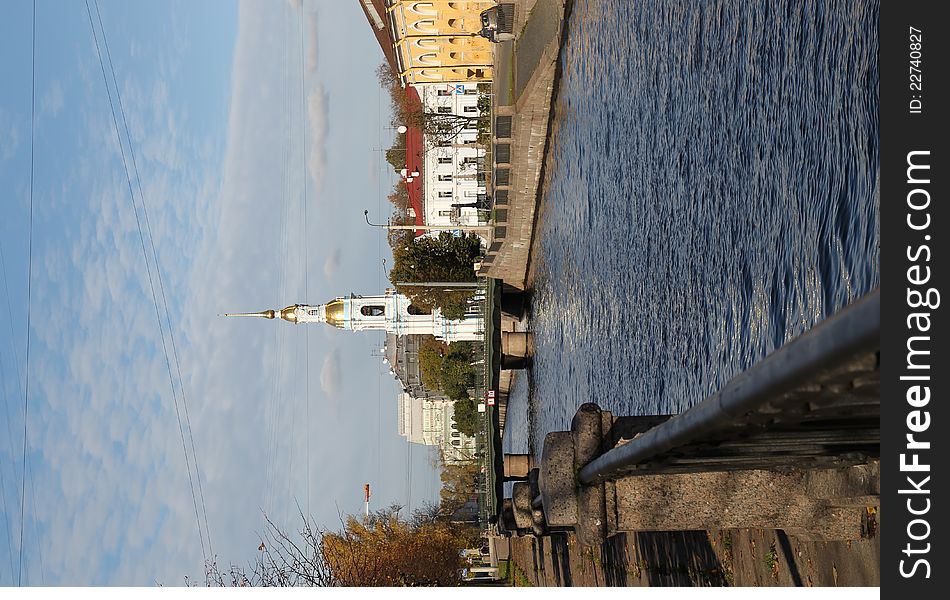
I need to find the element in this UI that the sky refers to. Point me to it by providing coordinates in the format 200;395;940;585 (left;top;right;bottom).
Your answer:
0;0;441;586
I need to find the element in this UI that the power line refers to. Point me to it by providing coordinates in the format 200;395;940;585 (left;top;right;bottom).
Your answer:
298;3;311;521
17;0;36;586
90;2;216;568
84;0;210;578
0;354;17;579
1;246;45;587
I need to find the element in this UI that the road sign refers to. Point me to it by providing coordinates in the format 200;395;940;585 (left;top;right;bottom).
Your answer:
455;84;465;94
486;390;495;406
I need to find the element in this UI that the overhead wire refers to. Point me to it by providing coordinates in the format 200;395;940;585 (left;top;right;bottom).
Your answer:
298;2;311;521
84;0;210;578
0;341;17;579
17;0;36;586
263;4;294;526
90;0;216;568
1;246;45;586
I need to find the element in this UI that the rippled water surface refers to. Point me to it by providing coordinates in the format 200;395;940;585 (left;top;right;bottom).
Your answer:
504;0;880;457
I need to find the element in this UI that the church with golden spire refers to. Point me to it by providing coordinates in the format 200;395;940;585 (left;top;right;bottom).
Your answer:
225;288;481;342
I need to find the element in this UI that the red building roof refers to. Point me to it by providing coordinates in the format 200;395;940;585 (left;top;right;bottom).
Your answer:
403;86;425;237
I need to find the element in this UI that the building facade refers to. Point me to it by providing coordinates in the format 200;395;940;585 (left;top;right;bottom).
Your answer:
396;392;477;464
387;0;495;85
417;82;488;229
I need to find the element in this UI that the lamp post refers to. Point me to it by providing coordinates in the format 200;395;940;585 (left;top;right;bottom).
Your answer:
363;210;493;235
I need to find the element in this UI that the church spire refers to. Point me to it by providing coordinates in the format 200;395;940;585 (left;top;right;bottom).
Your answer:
223;309;277;319
223;305;300;323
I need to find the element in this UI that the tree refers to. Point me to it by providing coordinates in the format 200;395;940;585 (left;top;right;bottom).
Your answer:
439;461;479;516
452;397;481;438
416;339;476;401
201;507;476;587
376;62;488;149
321;506;473;586
389;232;482;319
385;131;407;173
418;337;448;392
201;512;334;587
440;343;476;400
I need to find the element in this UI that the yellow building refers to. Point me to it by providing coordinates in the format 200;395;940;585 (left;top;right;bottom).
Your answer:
386;1;495;85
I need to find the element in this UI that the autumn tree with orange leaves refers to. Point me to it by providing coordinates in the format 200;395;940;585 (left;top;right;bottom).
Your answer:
321;505;473;586
200;506;476;587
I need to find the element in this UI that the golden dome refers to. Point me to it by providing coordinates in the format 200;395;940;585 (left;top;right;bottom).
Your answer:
324;299;346;328
279;305;299;323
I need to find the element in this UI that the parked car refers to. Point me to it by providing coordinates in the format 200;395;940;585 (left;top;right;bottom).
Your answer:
478;6;515;42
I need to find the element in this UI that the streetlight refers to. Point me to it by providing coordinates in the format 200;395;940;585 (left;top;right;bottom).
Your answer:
363;210;493;235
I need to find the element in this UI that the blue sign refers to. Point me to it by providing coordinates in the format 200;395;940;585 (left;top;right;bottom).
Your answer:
455;84;465;95
451;229;463;237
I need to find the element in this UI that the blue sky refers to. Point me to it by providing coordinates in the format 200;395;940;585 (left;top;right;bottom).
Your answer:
0;0;439;585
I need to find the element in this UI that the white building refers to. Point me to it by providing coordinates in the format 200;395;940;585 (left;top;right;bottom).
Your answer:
416;82;488;230
397;392;477;465
225;288;482;343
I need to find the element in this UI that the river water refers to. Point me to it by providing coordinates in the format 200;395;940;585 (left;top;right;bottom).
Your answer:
503;0;880;458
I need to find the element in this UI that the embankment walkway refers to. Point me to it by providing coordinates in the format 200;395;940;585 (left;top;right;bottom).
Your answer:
480;0;570;289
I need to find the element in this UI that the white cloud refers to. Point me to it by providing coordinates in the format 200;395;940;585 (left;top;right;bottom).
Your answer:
306;84;329;189
323;247;341;278
41;81;65;117
305;11;319;74
0;109;19;159
319;350;341;395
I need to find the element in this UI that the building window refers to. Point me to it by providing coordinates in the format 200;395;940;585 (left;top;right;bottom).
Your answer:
437;157;452;164
464;88;477;95
409;3;436;16
438;174;453;181
407;304;431;315
417;52;439;66
438;210;453;217
412;19;436;33
437;89;451;96
437;106;452;114
309;309;320;316
463;105;478;113
360;305;385;317
462;156;477;164
438;191;452;198
452;439;461;446
437;141;451;147
419;70;444;81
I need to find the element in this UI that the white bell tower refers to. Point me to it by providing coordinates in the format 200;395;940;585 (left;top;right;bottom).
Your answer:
225;288;481;343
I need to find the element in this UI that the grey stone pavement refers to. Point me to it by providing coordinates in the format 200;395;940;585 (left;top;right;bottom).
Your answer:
481;0;569;289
